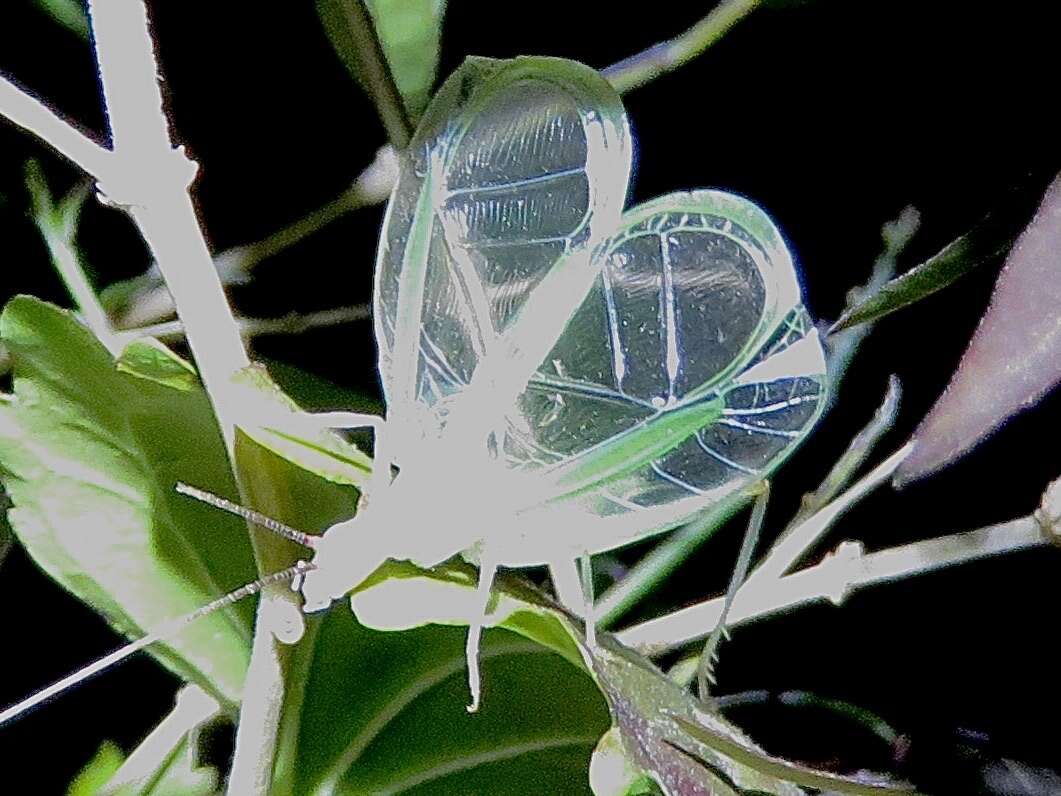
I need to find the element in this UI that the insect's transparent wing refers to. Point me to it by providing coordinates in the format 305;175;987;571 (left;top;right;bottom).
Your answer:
374;57;631;462
506;191;827;554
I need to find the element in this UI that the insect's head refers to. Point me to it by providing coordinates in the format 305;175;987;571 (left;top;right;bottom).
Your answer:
298;514;387;613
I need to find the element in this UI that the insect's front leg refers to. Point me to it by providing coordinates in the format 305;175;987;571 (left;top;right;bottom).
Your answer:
251;408;391;503
465;549;499;714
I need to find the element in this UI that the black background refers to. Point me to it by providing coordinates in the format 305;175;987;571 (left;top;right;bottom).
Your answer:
1;2;1059;793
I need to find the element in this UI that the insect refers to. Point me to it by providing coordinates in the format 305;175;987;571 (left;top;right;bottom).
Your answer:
292;55;828;708
1;54;827;722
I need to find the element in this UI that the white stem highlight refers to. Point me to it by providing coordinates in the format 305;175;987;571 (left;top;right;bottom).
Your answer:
617;515;1046;654
0;74;114;175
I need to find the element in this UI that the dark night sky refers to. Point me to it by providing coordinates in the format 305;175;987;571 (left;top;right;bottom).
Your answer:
1;2;1058;793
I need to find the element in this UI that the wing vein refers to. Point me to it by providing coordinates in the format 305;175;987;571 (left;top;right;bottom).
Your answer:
695;432;759;475
650;461;707;496
444;165;586;197
717;417;801;438
527;374;654;410
599;260;628;391
659;227;681;402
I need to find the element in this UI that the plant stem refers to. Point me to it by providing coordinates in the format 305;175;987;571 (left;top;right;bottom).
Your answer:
319;0;412;148
743;444;912;590
114;304;372;345
603;0;762;94
786;375;901;529
87;3;294;792
0;74;114;175
228;593;297;795
824;206;920;404
108;146;396;329
26;175;118;351
618;514;1047;654
88;0;250;437
101;685;221;793
597;492;749;628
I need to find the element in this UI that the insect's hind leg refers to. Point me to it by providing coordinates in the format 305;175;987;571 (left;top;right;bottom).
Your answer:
548;555;597;648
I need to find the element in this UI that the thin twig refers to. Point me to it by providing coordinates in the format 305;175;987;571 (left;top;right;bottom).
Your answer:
114;304;372;346
25;167;118;350
108;147;396;329
743;444;912;590
87;4;292;793
787;375;901;529
98;685;221;795
597;491;750;628
88;0;250;429
0;73;114;176
614;443;912;651
618;515;1047;654
824;206;920;404
603;0;762;94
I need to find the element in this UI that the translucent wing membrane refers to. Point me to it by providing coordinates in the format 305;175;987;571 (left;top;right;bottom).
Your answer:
374;57;631;461
507;191;827;553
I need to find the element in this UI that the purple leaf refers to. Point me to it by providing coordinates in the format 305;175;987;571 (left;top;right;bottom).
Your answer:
896;172;1061;485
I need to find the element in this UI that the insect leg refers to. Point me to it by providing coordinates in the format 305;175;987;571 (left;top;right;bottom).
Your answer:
548;558;583;611
698;480;770;699
466;555;499;713
247;408;392;499
548;557;597;648
580;552;598;649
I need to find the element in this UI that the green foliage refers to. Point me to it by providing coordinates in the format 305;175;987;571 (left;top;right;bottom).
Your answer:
0;296;257;706
671;716;920;794
364;0;446;117
831;198;1030;333
291;613;607;794
30;0;89;40
317;0;413;146
67;742;124;796
346;562;820;795
319;0;445;133
8;4;1056;792
232;364;373;490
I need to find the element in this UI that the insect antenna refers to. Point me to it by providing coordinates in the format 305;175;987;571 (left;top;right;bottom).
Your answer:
176;482;319;550
0;560;315;727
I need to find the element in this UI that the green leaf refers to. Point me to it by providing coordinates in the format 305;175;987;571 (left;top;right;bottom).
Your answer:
117;338;199;392
895;171;1061;484
128;735;218;796
67;742;124;796
231;364;374;489
264;359;384;416
670;716;921;795
31;0;90;40
340;563;814;796
0;296;258;706
292;609;608;795
364;0;446;117
318;0;445;124
317;0;415;147
829;199;1032;334
587;637;806;796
